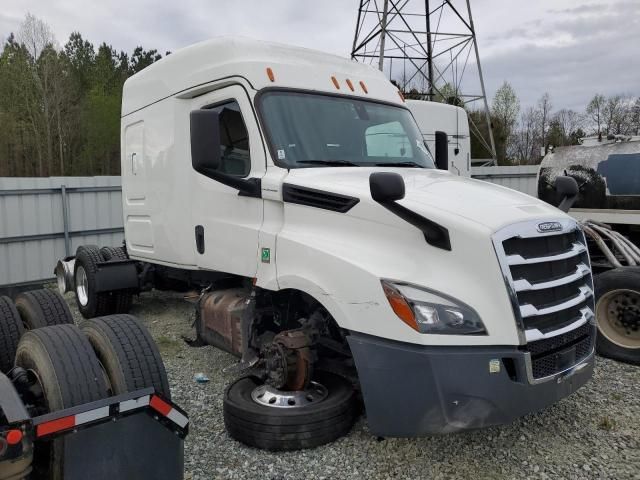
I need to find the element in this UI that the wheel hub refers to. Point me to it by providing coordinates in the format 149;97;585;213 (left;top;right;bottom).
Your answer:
597;288;640;349
251;381;328;408
261;329;314;390
76;266;89;307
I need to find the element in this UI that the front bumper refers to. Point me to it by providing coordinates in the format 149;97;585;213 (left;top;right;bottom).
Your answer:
347;331;595;437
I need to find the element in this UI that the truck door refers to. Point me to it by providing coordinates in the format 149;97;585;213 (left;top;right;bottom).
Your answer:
189;85;265;278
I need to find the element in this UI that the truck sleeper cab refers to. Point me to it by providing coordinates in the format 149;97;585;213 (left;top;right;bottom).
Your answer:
60;37;595;448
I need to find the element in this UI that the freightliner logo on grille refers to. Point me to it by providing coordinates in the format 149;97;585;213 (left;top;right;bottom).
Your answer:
537;221;563;233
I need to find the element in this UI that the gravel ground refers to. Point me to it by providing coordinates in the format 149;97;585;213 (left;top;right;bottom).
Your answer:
62;288;640;480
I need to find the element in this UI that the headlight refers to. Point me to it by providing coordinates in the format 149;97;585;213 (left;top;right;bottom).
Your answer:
381;280;487;335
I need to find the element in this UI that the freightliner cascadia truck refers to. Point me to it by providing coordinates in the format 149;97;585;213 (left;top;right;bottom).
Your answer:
54;37;596;450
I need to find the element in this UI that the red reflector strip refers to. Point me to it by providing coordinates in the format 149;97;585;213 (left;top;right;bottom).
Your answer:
150;395;189;429
37;416;75;438
150;395;172;416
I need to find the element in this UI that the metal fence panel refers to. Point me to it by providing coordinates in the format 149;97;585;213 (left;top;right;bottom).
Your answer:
471;166;539;197
0;176;124;288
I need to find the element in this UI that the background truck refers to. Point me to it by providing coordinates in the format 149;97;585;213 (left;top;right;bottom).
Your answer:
0;292;187;479
537;136;640;365
55;37;595;450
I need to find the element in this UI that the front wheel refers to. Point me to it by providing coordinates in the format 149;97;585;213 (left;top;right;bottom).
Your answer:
223;371;357;451
594;268;640;365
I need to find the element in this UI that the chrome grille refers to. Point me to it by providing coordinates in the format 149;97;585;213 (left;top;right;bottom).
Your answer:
493;219;596;379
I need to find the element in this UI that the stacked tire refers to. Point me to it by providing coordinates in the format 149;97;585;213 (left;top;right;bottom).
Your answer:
1;290;74;374
0;296;24;374
73;245;133;318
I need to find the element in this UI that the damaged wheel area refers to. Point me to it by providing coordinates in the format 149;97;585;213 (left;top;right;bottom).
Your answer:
195;287;360;449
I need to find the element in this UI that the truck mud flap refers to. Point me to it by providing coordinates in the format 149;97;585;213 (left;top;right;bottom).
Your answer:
32;388;188;480
94;260;139;292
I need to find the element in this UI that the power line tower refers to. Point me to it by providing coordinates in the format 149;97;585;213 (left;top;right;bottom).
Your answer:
351;0;497;161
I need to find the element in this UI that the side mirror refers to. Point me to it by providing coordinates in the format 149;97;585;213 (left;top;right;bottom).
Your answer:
189;109;261;197
369;172;405;203
555;175;579;212
435;131;448;171
190;109;221;174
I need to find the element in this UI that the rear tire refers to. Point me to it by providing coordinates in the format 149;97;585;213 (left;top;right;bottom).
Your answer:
99;247;133;314
74;247;111;319
0;296;24;373
81;314;171;398
594;267;640;365
14;289;74;330
15;324;109;479
223;371;357;450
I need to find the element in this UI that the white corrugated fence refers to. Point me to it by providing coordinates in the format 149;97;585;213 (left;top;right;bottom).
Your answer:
0;176;124;289
471;165;539;197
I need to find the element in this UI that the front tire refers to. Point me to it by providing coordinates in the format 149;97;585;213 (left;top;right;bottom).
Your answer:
223;371;357;450
594;268;640;365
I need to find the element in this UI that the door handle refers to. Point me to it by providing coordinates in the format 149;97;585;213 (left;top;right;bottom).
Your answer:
195;225;205;254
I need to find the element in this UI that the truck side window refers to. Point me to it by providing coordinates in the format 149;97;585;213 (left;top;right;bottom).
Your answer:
206;101;251;177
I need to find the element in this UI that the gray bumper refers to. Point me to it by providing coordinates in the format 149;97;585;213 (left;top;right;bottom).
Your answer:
347;332;595;437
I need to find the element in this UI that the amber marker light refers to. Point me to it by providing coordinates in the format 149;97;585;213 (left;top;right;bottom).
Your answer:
266;67;275;82
359;80;368;94
381;280;419;332
331;76;340;89
345;79;355;91
398;90;405;102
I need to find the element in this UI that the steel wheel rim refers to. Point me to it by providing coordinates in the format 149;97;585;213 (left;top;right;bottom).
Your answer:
76;266;89;307
596;288;640;349
251;381;329;408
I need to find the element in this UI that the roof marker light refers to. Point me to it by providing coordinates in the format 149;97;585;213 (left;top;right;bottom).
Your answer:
266;67;275;82
331;76;340;89
398;90;405;102
345;79;355;92
359;81;368;94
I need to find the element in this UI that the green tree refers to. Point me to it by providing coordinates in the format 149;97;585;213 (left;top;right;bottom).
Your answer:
491;81;520;163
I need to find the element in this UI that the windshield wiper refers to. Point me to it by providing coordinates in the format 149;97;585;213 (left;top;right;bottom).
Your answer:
374;161;425;168
297;160;360;167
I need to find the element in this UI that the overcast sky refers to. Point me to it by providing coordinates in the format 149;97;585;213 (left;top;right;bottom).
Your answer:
1;0;638;111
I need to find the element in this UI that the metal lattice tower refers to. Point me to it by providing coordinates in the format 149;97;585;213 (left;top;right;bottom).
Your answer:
351;0;497;160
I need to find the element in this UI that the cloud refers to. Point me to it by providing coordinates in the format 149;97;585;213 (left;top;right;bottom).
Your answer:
0;0;637;112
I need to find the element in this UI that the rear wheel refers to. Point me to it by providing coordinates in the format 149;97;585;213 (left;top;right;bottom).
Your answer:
81;314;171;398
15;324;109;479
0;296;24;373
223;371;357;450
74;247;111;319
14;289;74;330
594;268;640;365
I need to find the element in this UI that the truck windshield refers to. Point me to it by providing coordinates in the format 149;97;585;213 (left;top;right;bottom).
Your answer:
259;91;435;169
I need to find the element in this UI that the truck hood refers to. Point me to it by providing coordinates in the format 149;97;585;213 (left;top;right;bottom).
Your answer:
283;167;566;232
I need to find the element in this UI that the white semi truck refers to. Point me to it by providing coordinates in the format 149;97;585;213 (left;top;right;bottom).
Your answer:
55;37;595;450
